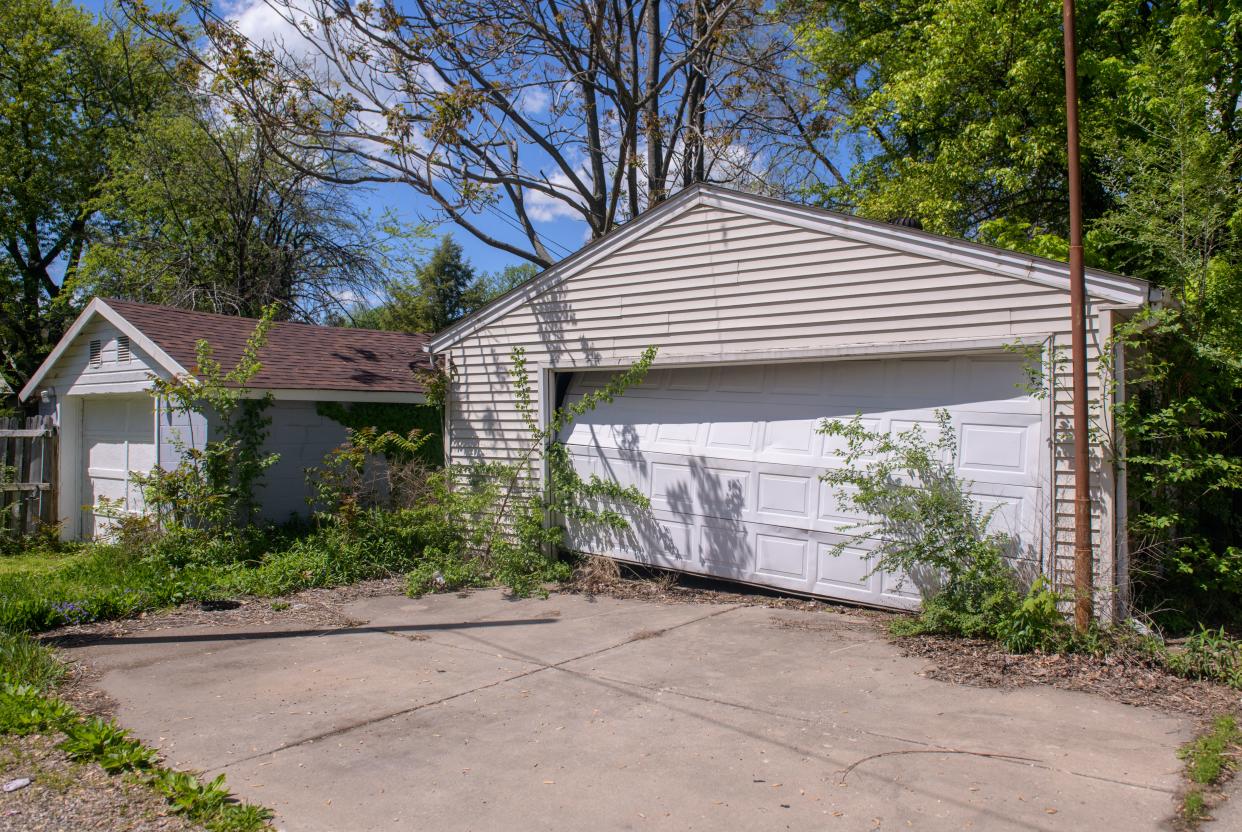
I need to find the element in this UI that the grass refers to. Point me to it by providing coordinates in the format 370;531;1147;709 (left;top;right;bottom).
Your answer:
0;629;64;690
0;546;88;577
1178;715;1242;826
0;516;430;634
0;627;273;831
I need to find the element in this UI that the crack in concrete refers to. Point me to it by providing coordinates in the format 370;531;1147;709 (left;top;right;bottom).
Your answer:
208;604;743;772
352;606;1178;796
165;600;1175;798
567;668;1177;795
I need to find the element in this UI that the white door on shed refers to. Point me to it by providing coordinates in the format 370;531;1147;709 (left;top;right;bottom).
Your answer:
81;395;156;539
558;355;1046;609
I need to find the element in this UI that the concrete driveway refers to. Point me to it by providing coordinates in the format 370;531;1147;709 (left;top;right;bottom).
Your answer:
64;590;1190;831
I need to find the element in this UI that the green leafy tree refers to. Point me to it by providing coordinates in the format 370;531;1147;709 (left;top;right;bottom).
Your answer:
139;307;279;532
0;0;174;390
78;102;391;322
789;0;1163;235
352;258;538;334
1095;28;1242;629
795;0;1242;629
355;236;482;334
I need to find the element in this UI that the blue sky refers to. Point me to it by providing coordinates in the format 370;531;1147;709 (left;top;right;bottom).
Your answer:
79;0;575;276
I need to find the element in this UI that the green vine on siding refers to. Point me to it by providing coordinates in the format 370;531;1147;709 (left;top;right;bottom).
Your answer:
315;401;443;467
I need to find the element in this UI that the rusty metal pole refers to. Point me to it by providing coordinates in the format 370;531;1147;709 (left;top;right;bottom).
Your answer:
1062;0;1093;632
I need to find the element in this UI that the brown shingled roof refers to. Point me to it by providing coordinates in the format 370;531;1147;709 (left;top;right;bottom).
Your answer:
103;299;431;394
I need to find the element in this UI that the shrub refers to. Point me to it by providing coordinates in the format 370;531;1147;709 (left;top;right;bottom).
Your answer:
60;716;157;773
149;768;273;831
821;410;1070;652
821;411;1020;635
994;579;1071;654
406;546;488;596
1165;627;1242;689
138;306;279;532
305;427;435;523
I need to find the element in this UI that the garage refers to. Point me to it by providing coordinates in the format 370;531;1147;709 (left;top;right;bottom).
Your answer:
429;183;1158;612
558;354;1044;607
80;395;156;539
21;297;433;540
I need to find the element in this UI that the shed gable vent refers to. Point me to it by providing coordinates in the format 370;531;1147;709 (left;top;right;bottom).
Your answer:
116;335;131;363
88;339;102;368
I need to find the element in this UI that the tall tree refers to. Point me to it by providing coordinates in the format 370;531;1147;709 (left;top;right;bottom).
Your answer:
788;0;1159;236
0;0;173;390
79;100;392;321
793;0;1242;628
357;235;481;333
128;0;829;266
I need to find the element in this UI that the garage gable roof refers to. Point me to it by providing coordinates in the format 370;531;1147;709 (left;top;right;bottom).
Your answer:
21;298;432;401
428;184;1159;353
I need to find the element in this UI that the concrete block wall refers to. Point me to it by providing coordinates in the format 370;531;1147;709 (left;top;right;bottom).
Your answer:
252;400;350;524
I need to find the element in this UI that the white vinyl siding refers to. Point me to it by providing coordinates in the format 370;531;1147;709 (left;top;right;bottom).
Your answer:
39;318;167;396
441;202;1123;604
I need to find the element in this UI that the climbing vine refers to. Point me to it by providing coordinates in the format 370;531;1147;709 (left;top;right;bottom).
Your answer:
315;401;442;467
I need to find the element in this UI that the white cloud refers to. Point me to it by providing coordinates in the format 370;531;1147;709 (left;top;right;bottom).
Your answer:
525;169;586;222
518;87;551;116
225;0;316;57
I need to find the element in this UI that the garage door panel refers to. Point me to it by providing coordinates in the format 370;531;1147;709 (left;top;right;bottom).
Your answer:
755;473;812;522
816;481;867;529
716;364;766;393
761;418;819;457
819;417;881;462
766;362;823;395
892;358;956;397
704;419;757;452
879;571;923;604
814;541;875;592
560;354;1045;610
647;517;695;562
755;534;810;580
699;521;750;574
81;396;155;540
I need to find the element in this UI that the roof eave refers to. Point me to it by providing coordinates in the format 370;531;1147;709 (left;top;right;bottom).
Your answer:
18;298;191;401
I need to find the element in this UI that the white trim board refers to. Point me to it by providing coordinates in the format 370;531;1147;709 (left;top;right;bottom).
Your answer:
428;184;1158;353
21;298;189;401
528;334;1052;374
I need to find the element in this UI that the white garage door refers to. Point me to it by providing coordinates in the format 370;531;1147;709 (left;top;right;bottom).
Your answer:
558;354;1046;609
81;396;156;540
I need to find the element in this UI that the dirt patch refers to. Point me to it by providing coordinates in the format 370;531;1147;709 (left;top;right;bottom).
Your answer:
561;563;892;619
766;614;877;635
900;633;1242;718
41;579;410;645
0;734;199;832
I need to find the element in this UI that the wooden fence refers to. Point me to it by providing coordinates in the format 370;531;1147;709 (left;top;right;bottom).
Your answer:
0;415;56;540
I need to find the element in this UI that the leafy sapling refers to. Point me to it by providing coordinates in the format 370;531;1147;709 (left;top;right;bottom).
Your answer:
819;409;1068;649
137;306;280;532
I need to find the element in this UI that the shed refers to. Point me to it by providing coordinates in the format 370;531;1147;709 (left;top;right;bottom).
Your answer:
429;184;1161;614
20;298;431;540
